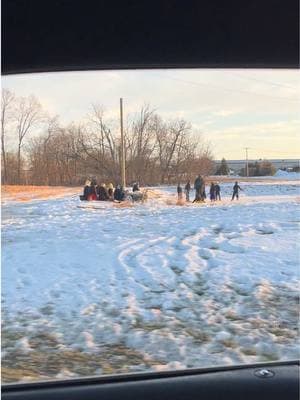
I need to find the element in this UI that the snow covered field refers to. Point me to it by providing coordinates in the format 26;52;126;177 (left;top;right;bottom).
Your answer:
2;181;300;382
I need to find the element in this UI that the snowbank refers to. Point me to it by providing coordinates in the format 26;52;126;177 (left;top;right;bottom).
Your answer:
274;170;300;180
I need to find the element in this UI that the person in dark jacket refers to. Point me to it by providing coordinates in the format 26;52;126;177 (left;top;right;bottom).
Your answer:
231;181;242;200
114;185;125;201
177;183;183;200
200;179;206;201
209;182;216;201
215;183;221;200
107;183;114;200
97;183;109;201
194;175;203;202
132;182;140;192
184;180;191;202
88;180;98;201
82;179;91;200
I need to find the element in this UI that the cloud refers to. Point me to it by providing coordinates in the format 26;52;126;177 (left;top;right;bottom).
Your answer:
206;119;300;159
212;108;243;117
2;69;299;158
208;119;300;137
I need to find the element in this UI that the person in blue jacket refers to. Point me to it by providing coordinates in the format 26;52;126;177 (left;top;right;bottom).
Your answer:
215;183;221;200
231;181;243;200
209;182;216;201
114;185;125;201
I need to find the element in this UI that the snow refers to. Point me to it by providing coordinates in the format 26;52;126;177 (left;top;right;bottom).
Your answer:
274;170;300;180
210;171;300;181
2;181;300;382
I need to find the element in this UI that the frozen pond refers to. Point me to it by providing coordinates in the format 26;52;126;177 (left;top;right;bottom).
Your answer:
2;183;300;382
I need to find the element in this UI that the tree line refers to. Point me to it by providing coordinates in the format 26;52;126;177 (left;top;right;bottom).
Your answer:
239;160;276;177
216;158;277;177
1;89;214;186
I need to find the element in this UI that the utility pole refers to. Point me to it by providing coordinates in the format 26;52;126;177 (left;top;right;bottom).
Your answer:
120;98;126;188
244;147;249;177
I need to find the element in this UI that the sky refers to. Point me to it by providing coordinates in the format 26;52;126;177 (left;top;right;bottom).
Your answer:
2;69;299;160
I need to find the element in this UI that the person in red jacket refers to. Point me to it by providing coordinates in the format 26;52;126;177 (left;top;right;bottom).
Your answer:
88;179;98;201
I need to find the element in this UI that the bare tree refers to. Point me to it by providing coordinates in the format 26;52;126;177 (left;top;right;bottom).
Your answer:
88;104;117;162
127;105;157;183
1;89;15;183
43;116;61;184
3;89;215;186
189;141;215;177
28;121;84;186
14;95;44;183
155;118;191;183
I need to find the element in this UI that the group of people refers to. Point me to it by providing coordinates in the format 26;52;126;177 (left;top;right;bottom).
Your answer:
82;180;126;202
82;177;243;203
82;180;142;202
177;176;243;202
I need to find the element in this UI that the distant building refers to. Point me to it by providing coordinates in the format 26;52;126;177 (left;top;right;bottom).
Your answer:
214;159;300;175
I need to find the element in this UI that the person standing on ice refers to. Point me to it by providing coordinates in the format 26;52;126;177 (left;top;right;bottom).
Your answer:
177;183;183;200
215;183;221;200
200;177;206;201
209;182;216;201
184;180;191;201
194;175;202;202
231;181;243;200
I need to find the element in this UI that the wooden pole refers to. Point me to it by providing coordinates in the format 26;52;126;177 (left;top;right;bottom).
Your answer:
244;147;249;177
120;98;126;188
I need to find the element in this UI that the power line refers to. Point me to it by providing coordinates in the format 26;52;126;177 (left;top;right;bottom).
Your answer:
229;71;297;90
230;146;299;159
251;148;300;157
151;72;299;103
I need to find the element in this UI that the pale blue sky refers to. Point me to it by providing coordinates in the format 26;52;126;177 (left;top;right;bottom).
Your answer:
2;69;299;159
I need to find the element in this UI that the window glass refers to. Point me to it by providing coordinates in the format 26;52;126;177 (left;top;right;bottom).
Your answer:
2;69;299;383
